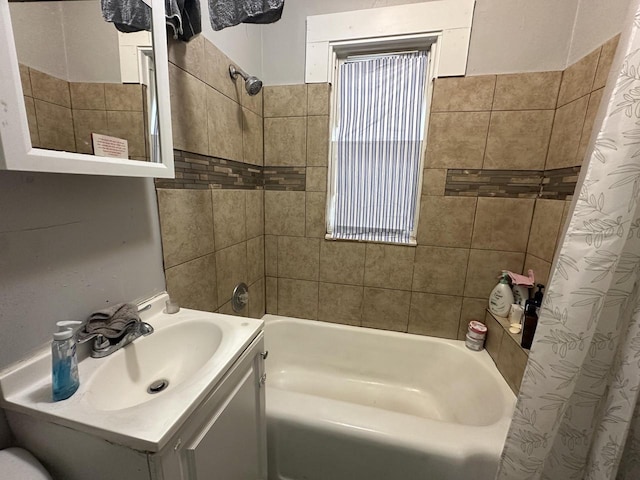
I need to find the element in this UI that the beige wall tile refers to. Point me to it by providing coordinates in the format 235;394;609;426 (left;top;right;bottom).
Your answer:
216;242;248;305
557;48;600;107
524;254;552;287
24;96;39;147
431;76;496;112
242;107;263;166
460;298;488;340
218;299;248;317
426;112;490;169
70;83;106;110
106;111;146;157
207;87;244;161
73;110;108;154
364;244;415;290
247;235;265;284
165;254;218;312
105;84;143;111
417;196;476;248
246;190;264;239
464;249;525;299
307;83;330;116
307;116;329;167
306;167;327;192
212;190;246;250
484;310;504;362
30;69;70;107
204;39;241;101
34;100;75;152
497;335;529;393
278;278;318;319
471;197;534;252
484;110;554;170
408;293;462;339
264;84;307;117
265;235;277;276
266;276;277;313
249;277;265;319
277;236;320;281
593;35;621;90
320;241;365;286
422;168;447;196
169;64;208;155
264;117;307;166
157;189;214;268
528;199;565;262
362;288;410;332
306;192;327;238
265;191;305;236
19;64;32;97
318;283;363;326
493;72;562;110
168;35;205;81
412;246;469;295
546;96;589;169
576;88;604;163
242;88;263;116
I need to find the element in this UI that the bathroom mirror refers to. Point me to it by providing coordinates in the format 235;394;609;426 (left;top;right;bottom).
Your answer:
0;0;174;177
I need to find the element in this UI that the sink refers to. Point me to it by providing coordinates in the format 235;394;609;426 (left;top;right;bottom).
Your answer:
0;293;264;451
86;320;223;411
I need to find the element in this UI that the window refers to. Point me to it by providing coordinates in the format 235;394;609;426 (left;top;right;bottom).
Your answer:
326;50;431;245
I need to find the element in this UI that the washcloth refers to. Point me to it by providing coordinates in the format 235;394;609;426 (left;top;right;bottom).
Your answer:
101;0;201;41
505;269;535;287
80;303;141;339
209;0;284;31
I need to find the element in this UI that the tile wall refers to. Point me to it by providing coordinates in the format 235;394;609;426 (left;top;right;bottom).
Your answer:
263;35;620;361
155;37;265;319
19;65;148;160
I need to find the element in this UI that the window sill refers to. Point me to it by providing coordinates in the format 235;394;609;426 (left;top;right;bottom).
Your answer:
324;234;417;247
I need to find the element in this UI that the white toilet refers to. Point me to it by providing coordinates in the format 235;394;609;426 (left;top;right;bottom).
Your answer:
0;447;52;479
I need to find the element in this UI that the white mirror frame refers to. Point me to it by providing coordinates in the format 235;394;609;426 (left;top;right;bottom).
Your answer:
0;0;175;178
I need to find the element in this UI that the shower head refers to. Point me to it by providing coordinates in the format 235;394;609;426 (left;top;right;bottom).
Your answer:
229;65;263;96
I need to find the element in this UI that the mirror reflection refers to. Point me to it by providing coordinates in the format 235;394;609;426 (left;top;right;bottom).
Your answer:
8;0;160;162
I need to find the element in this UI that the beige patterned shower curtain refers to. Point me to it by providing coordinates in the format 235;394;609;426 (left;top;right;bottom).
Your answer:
496;1;640;479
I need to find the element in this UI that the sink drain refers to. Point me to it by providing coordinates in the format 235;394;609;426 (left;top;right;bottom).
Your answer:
147;379;169;394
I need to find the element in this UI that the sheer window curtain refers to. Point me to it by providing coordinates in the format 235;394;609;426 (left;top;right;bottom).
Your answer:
327;51;428;245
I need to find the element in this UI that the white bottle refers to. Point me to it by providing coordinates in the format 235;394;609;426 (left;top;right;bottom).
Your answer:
489;273;514;317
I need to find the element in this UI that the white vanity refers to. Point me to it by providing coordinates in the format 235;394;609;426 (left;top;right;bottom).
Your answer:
0;294;267;480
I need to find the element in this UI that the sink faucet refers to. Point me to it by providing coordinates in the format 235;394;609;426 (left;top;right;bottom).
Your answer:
78;322;154;358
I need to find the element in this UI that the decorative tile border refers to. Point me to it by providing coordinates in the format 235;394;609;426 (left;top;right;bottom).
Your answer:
263;166;306;191
445;167;580;200
154;150;263;190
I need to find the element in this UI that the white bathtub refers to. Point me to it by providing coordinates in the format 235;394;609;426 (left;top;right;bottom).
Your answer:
264;315;516;480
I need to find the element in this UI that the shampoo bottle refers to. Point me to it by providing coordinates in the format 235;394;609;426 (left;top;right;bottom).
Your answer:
521;302;539;349
489;273;514;317
52;321;82;402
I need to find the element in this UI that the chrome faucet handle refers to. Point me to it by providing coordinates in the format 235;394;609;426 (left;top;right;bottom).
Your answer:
93;334;110;351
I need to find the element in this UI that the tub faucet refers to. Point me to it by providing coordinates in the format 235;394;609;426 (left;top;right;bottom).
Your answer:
80;322;154;358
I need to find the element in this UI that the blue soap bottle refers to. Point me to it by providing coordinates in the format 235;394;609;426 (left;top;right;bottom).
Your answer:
52;321;82;402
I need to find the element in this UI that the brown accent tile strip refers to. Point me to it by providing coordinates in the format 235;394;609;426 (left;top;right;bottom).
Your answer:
263;167;306;191
445;167;580;200
155;150;264;190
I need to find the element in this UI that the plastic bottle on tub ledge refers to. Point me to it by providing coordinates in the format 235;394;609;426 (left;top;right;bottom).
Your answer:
488;272;514;317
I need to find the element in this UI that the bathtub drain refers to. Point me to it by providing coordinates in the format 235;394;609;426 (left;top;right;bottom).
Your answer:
147;379;169;394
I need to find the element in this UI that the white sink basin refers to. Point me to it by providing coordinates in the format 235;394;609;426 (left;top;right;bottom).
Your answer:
87;320;224;411
0;293;263;452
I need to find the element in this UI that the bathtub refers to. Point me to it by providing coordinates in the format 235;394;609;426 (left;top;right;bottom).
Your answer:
263;315;516;480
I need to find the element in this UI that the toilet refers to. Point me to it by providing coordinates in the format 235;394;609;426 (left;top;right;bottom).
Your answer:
0;447;52;479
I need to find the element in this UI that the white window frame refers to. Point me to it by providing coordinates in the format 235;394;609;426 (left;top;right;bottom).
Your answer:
325;34;439;245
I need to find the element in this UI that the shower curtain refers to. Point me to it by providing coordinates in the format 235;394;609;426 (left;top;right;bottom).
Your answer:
496;1;640;479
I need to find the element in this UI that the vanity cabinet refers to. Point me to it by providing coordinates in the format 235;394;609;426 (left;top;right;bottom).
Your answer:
6;333;267;480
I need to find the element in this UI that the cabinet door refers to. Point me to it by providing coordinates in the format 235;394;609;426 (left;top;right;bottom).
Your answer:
184;352;266;480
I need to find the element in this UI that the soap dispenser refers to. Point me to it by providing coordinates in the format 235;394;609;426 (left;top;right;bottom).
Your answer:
52;321;82;402
489;273;514;317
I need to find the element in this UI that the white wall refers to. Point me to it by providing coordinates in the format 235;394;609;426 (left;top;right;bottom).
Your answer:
0;171;166;370
568;0;632;65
